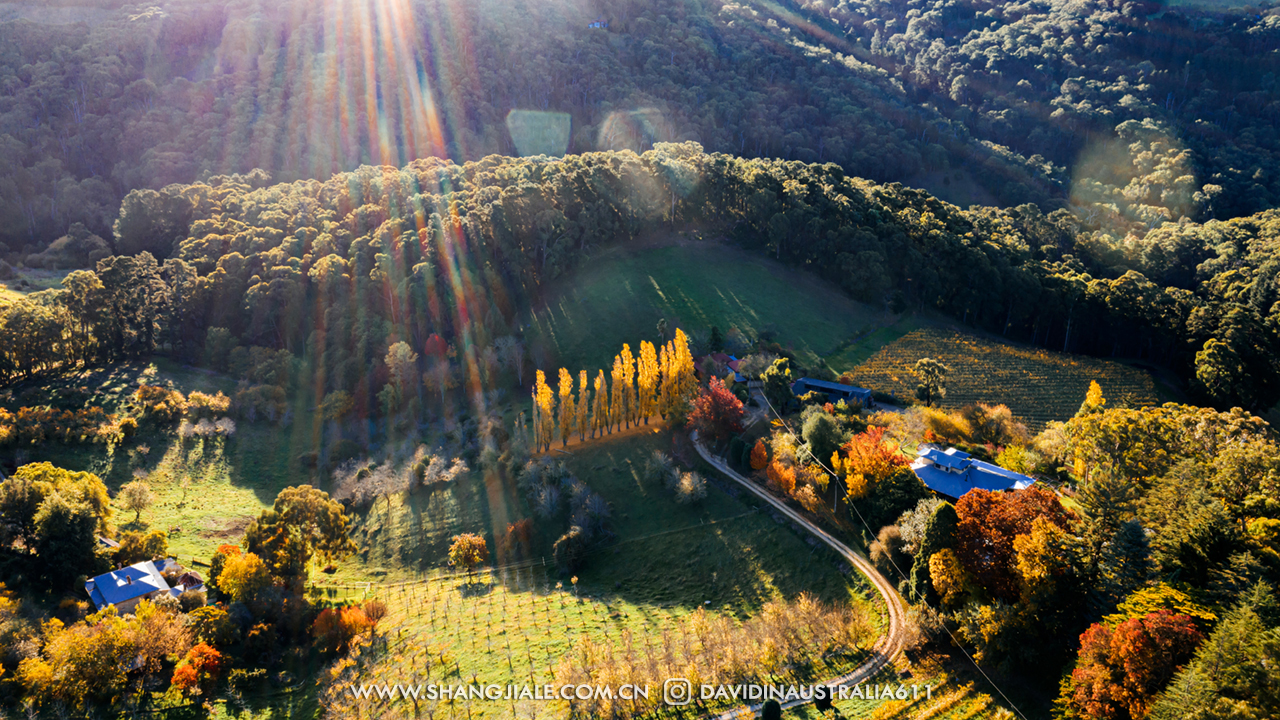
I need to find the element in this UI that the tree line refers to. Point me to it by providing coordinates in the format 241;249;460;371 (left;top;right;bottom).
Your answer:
528;332;697;452
3;145;1277;415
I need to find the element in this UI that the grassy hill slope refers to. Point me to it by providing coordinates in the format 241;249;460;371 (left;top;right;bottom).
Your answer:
525;239;888;374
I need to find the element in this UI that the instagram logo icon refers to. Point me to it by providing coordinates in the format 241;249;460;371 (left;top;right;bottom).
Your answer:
663;678;693;706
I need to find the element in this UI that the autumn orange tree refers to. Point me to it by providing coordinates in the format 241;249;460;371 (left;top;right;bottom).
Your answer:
831;426;909;496
533;370;554;452
576;370;590;441
954;487;1078;601
750;439;769;471
171;642;225;697
637;341;658;422
591;370;609;438
448;533;489;581
312;605;373;655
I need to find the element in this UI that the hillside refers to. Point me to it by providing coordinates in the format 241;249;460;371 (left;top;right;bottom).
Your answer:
839;326;1161;430
526;239;888;374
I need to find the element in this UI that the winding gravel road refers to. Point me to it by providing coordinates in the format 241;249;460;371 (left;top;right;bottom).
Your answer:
692;433;909;719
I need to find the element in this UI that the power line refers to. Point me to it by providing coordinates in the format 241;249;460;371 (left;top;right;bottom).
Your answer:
756;390;1030;720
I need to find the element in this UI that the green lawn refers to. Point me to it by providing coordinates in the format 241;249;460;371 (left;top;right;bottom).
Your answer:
525;241;887;374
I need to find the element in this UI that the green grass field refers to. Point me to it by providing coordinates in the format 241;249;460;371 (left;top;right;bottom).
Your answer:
525;241;887;374
836;326;1161;430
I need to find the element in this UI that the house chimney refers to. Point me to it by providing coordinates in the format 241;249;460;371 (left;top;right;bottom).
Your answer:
125;575;133;585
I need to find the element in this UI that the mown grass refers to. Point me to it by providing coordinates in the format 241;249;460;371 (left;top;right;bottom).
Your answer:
525;241;886;374
837;326;1160;430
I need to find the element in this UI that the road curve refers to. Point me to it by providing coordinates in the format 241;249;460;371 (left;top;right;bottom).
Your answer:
692;433;909;719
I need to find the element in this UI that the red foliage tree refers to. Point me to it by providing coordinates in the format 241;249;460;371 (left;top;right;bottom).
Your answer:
171;642;224;696
833;426;909;485
689;378;744;445
1067;610;1204;720
954;487;1077;601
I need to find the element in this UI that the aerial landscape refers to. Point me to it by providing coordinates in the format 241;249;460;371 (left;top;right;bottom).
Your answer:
0;0;1279;718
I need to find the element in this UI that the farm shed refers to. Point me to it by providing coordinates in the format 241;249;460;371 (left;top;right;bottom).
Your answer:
790;377;874;407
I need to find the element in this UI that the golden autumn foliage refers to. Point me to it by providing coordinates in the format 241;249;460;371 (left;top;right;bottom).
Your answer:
749;439;769;470
766;460;796;495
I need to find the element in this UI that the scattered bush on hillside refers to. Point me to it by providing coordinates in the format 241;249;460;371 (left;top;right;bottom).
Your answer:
0;406;117;445
674;472;708;504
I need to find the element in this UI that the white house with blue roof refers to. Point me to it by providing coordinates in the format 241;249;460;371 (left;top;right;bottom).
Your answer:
84;560;172;614
911;445;1036;500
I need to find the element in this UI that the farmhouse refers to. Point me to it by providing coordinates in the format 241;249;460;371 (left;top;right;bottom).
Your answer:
693;352;748;383
911;446;1036;500
84;560;172;613
790;377;874;407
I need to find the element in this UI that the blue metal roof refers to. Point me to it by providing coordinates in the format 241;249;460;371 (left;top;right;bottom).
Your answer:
85;561;170;609
792;378;872;398
911;448;1035;499
918;446;971;470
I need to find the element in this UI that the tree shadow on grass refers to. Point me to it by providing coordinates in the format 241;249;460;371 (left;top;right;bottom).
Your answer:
457;580;494;598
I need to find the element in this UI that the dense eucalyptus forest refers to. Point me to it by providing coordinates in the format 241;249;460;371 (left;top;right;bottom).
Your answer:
4;146;1280;414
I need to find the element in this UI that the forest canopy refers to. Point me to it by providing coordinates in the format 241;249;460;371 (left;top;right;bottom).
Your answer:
2;0;1278;255
3;144;1279;415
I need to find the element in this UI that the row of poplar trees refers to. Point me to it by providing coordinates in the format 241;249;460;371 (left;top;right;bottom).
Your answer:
531;330;698;452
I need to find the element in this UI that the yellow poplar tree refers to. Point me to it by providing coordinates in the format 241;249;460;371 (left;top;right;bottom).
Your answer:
592;370;609;438
671;329;698;406
638;341;658;424
658;340;675;417
576;370;590;442
610;355;626;434
557;368;575;448
619;343;636;429
534;370;555;452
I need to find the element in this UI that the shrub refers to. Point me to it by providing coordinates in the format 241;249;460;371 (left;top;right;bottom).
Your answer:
869;526;911;578
674;472;708;504
642;451;678;487
313;606;371;654
185;392;231;419
134;385;188;422
178;590;206;612
553;526;589;572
